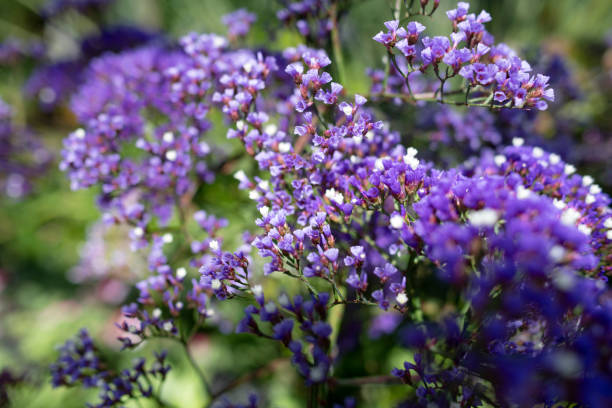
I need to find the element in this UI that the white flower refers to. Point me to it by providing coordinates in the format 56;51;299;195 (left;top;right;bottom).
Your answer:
209;240;220;251
585;194;596;205
607;230;612;240
252;284;263;298
494;154;506;166
390;214;404;229
560;208;581;226
258;180;269;190
234;170;247;181
403;155;419;170
516;185;531;199
375;158;385;171
564;164;576;175
532;147;544;158
590;184;601;195
133;227;144;237
162;233;173;244
553;271;574;291
211;279;222;290
553;199;566;210
406;147;418;157
604;218;612;229
512;137;524;147
365;131;375;141
578;224;591;235
467;208;499;227
278;142;291;153
249;190;261;200
341;104;353;116
165;150;177;161
549;245;566;262
163;321;174;332
278;293;290;307
236;120;245;131
152;308;162;319
162;131;174;143
549;153;560;164
264;302;276;314
582;175;594;187
74;128;86;139
325;188;344;204
176;267;187;279
396;292;409;305
265;124;278;135
259;206;270;217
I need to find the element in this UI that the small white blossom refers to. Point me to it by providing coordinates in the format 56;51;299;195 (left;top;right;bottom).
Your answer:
560;208;581;226
264;124;278;135
553;199;566;210
532;147;544;158
549;153;561;164
516;185;531;199
234;169;247;181
165;150;177;161
578;224;591;235
582;175;594;187
325;188;344;204
494;154;506;166
585;194;596;205
396;292;409;305
211;279;222;290
512;137;524;147
162;131;174;143
278;142;291;153
176;267;187;279
74;128;86;139
467;209;499;227
390;214;404;229
549;245;565;262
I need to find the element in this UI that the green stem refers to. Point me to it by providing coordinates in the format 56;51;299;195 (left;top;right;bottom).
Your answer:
180;339;213;398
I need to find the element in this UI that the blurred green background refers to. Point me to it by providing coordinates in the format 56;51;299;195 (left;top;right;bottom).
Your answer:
1;0;611;406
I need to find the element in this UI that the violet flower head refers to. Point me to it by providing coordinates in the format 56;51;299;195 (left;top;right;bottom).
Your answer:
222;8;257;39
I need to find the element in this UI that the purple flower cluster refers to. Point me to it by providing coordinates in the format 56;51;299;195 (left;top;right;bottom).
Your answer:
0;98;52;198
49;5;612;407
60;45;214;237
373;1;555;110
276;0;339;46
222;9;257;40
24;26;160;111
237;291;334;384
50;329;170;408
